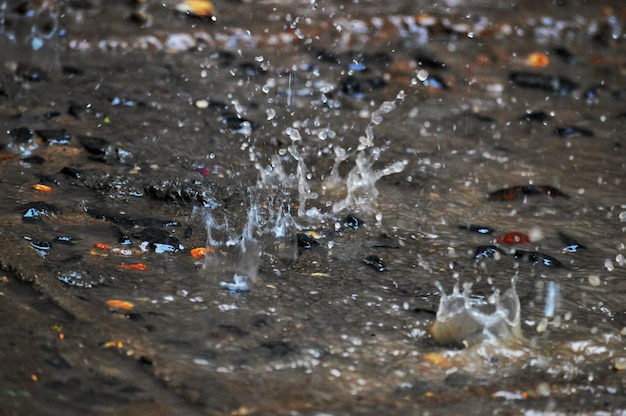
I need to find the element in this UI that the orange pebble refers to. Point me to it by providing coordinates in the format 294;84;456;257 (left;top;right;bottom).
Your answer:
106;299;135;311
525;52;549;68
175;0;215;17
424;352;449;367
190;247;207;258
94;243;111;250
32;184;52;192
102;340;124;349
117;263;148;271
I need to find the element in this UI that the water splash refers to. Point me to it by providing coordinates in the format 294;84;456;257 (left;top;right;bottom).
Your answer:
430;279;522;348
312;90;407;217
206;91;407;290
204;176;297;292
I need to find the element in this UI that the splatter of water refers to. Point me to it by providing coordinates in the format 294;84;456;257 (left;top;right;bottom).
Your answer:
430;279;522;348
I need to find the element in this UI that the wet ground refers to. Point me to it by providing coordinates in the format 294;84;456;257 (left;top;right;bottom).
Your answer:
1;0;626;414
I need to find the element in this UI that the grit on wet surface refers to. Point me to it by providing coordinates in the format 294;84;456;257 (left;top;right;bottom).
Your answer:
1;0;626;415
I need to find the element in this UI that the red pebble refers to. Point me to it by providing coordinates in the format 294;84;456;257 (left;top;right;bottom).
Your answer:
495;232;530;244
198;167;210;176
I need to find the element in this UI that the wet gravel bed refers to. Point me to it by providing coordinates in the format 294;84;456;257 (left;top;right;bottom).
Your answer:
1;0;626;415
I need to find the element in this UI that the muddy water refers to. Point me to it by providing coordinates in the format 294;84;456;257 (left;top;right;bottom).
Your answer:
1;0;626;415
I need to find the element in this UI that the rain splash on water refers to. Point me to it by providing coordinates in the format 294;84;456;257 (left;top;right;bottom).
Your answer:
203;90;408;292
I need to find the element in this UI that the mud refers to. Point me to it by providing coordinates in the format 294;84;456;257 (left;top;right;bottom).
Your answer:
1;0;626;415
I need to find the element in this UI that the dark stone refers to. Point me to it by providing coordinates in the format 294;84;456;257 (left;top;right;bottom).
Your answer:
21;155;45;164
8;126;32;142
555;126;594;138
415;53;448;70
60;166;82;179
68;103;85;119
458;224;494;234
144;179;214;206
343;214;363;230
44;111;61;119
134;228;183;253
550;47;576;64
513;250;562;267
220;112;257;130
260;340;296;357
77;136;110;157
340;75;388;98
509;71;578;94
473;245;506;259
364;254;386;272
21;201;58;223
36;129;72;144
53;236;75;245
297;233;319;249
218;325;249;337
46;356;71;369
237;62;266;77
488;185;569;201
557;231;586;253
520;110;550;123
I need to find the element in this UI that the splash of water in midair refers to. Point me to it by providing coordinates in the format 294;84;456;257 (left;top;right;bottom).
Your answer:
207;90;407;291
430;278;522;348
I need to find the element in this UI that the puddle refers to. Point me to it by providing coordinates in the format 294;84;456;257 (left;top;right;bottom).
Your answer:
1;0;626;414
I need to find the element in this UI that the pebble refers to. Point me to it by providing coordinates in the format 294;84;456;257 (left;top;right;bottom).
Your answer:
21;201;58;223
555;126;594;138
343;214;363;230
363;255;386;272
473;245;506;259
513;250;562;267
36;129;72;144
558;231;586;253
8;127;32;142
458;224;494;234
488;185;568;201
509;71;578;94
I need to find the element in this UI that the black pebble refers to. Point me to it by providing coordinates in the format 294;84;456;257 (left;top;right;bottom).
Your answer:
519;110;550;123
364;254;386;272
473;245;506;259
297;233;319;249
21;155;45;164
513;250;562;267
8;126;32;142
555;126;594;138
77;136;110;157
557;231;586;253
53;236;75;245
343;214;363;230
415;53;448;70
509;71;578;94
550;47;576;64
21;201;57;223
36;129;72;144
60;166;82;179
459;224;494;234
238;62;266;77
260;340;296;357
